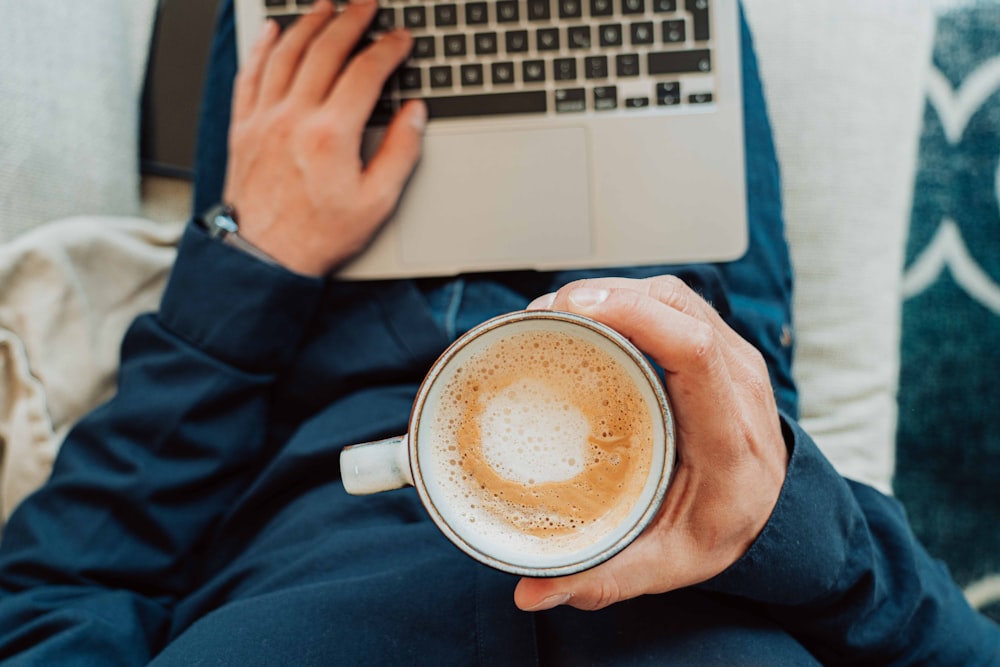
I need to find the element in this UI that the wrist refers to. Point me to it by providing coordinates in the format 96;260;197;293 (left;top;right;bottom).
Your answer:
198;203;282;268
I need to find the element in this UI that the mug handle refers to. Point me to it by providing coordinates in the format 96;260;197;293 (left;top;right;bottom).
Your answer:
340;435;414;495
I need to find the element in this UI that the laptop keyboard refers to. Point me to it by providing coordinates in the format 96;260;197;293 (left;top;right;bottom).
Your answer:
263;0;716;122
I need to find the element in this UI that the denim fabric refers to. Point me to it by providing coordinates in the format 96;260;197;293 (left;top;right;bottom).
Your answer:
192;0;798;418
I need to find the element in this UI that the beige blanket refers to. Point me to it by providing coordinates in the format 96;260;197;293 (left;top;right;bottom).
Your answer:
0;217;182;522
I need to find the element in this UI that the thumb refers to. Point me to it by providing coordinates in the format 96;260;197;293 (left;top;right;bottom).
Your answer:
361;99;427;214
514;570;627;612
512;540;664;612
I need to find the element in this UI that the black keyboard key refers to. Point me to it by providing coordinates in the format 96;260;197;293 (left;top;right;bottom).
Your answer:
430;65;453;88
399;67;423;91
622;0;644;14
554;88;586;113
559;0;583;18
598;23;623;47
412;35;436;59
653;0;676;11
536;28;560;51
271;14;299;31
434;3;458;26
461;64;485;86
492;62;516;84
374;7;395;31
466;2;489;24
523;59;547;82
568;26;591;49
689;92;713;103
528;0;551;21
656;81;680;105
474;32;499;55
585;56;609;79
506;30;530;53
625;96;650;108
381;73;398;97
616;53;640;77
424;91;547;119
685;0;710;41
647;48;710;75
594;85;618;110
590;0;614;16
630;21;654;45
662;19;685;43
403;6;427;28
497;0;520;21
443;34;467;56
554;58;577;81
265;0;286;7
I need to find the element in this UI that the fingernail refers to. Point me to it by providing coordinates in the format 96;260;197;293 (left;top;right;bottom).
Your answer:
526;593;572;612
527;292;556;311
260;19;278;40
312;0;335;12
568;288;609;309
409;100;427;132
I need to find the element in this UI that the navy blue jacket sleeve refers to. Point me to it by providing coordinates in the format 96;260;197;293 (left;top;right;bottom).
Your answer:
703;417;1000;665
0;222;325;665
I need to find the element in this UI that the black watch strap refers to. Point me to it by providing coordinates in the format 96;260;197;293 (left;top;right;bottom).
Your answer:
198;203;280;267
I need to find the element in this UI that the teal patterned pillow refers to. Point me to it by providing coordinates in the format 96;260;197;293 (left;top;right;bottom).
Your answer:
895;2;1000;623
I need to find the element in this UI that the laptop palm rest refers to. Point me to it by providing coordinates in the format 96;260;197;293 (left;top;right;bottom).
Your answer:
394;126;592;272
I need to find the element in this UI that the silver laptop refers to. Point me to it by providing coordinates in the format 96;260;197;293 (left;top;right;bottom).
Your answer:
235;0;746;279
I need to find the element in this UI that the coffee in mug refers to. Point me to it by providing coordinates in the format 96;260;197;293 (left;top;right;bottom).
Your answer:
340;310;675;577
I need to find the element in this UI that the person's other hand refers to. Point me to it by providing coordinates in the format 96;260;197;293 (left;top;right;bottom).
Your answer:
222;0;426;276
515;276;789;612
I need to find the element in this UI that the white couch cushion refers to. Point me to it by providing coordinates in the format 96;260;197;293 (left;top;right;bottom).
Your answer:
0;0;159;240
742;0;935;493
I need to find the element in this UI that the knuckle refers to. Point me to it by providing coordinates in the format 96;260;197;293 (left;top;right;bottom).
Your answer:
745;343;768;373
585;579;624;611
685;321;717;368
300;119;341;152
652;274;688;295
742;347;773;397
650;275;693;312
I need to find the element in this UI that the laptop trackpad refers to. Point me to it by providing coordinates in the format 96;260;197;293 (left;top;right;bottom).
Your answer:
397;126;592;271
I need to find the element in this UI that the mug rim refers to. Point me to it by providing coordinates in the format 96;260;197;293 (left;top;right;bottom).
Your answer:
408;309;676;577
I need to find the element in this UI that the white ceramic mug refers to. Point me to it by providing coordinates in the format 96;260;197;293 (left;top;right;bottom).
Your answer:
340;310;676;577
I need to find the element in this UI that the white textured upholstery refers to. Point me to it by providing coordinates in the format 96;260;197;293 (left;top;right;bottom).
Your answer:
742;0;935;493
0;0;159;240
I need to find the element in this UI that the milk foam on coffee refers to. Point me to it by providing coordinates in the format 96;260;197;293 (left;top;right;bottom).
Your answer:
421;327;655;561
478;378;590;485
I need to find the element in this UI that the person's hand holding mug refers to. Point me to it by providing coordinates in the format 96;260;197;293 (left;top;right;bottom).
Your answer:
515;275;790;612
222;0;427;276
